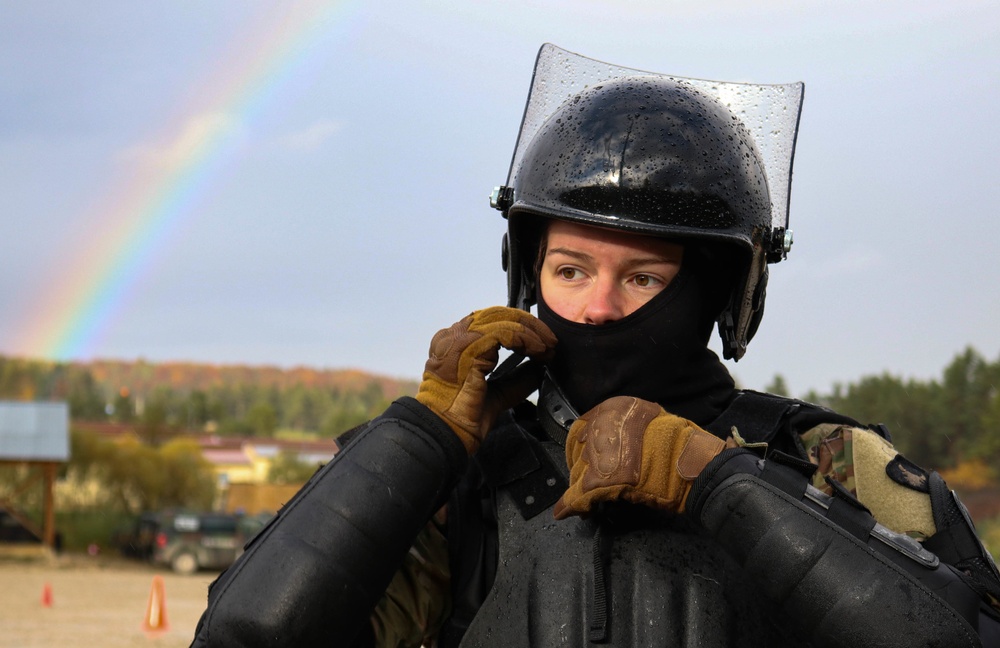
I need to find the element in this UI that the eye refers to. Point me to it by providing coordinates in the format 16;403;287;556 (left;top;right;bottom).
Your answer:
559;267;581;280
633;274;659;288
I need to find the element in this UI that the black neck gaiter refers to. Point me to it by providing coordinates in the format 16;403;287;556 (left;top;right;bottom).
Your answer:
537;266;735;427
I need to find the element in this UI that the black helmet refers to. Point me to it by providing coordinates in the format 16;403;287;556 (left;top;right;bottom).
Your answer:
493;45;803;361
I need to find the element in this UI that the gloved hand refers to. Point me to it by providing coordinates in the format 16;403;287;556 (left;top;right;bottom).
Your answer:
415;306;557;454
553;395;731;519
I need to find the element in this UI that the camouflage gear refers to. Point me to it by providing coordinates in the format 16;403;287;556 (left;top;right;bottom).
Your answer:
800;423;937;540
371;516;451;648
800;423;857;496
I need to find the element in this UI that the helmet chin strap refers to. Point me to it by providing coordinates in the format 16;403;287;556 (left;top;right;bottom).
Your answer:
487;351;527;383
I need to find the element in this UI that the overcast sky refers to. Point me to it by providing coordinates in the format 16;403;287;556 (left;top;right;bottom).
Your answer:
2;0;998;397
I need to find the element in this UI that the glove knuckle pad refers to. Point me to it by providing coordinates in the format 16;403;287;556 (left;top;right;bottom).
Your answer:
579;397;657;490
427;327;483;384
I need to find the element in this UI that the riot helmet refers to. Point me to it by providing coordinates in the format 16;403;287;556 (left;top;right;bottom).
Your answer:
492;45;803;361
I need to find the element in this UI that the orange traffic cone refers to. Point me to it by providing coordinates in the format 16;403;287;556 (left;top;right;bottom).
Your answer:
41;583;53;607
141;575;169;636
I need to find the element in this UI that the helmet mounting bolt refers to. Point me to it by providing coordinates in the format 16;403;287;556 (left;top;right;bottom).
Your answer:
490;186;513;212
767;227;794;263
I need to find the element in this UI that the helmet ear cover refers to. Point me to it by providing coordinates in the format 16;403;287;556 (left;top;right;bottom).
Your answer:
745;270;768;345
685;242;742;323
504;212;547;311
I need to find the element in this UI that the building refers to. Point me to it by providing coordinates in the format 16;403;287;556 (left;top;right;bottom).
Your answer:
0;401;70;551
198;435;338;514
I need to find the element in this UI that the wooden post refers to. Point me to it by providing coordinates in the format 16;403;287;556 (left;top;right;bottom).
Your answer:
42;462;56;549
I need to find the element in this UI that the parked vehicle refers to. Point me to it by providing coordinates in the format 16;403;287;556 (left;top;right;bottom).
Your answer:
111;512;160;560
0;507;43;544
114;510;270;574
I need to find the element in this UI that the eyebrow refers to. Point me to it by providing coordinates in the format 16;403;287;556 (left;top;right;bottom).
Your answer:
545;246;679;268
545;247;593;263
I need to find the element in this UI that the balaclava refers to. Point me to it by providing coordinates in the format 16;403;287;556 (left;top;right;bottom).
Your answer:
537;253;735;427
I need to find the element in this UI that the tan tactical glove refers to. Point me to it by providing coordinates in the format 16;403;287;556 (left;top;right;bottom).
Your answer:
553;395;730;519
415;307;557;454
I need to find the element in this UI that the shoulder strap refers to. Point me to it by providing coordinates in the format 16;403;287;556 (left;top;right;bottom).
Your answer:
704;390;801;444
705;389;867;448
475;411;568;520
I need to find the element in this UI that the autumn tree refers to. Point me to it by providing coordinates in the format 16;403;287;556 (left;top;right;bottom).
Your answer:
66;429;215;514
268;450;318;485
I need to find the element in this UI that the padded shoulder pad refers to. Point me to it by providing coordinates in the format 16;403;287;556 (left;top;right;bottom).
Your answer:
700;472;981;647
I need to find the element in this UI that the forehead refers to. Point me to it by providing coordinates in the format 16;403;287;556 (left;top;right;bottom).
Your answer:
545;219;683;258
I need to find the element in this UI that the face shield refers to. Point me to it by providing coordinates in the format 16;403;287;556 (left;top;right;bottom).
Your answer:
500;43;803;240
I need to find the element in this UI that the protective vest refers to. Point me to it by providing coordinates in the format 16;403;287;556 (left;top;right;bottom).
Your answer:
442;391;826;648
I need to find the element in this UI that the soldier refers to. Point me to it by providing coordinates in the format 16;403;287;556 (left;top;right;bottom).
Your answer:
191;45;1000;647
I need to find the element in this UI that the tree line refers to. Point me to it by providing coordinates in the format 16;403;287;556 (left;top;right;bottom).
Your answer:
2;348;999;473
768;347;1000;473
0;355;414;441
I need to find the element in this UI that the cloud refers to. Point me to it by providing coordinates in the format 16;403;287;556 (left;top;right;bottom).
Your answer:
117;112;244;170
275;119;343;152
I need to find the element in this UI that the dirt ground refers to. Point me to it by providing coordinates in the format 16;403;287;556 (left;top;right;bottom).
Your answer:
0;553;217;648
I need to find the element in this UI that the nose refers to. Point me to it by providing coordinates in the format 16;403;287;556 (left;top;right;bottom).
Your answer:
582;279;626;325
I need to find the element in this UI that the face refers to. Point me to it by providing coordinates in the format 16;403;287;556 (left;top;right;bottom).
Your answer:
538;220;684;325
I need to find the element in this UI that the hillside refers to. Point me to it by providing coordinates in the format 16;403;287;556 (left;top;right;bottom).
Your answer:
0;354;419;437
79;358;418;401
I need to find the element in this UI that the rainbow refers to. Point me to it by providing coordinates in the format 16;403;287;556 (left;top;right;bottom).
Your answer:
15;0;361;360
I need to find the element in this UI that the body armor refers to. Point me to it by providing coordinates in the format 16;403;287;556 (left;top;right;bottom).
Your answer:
442;390;987;648
458;422;792;647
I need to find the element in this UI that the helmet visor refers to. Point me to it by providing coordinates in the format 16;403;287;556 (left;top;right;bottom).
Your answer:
505;44;804;232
